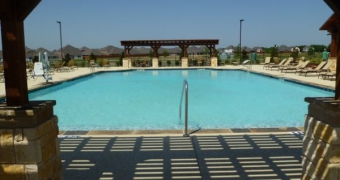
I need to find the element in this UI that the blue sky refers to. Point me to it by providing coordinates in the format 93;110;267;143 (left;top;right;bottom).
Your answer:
0;0;334;51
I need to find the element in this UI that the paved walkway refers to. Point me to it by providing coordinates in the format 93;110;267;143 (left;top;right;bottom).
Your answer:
60;132;303;180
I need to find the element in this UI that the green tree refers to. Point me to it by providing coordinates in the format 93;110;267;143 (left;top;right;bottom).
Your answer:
290;49;299;62
163;50;169;60
149;50;153;58
310;44;327;52
298;45;306;52
163;50;170;66
64;53;71;66
118;52;124;66
203;47;210;55
307;47;315;58
234;45;241;62
269;45;279;60
241;48;248;61
32;55;39;63
89;53;97;62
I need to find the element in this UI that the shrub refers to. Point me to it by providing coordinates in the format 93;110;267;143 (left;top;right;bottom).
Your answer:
175;60;179;66
97;59;103;67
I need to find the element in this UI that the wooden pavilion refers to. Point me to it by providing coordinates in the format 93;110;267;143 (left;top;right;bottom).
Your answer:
121;39;219;68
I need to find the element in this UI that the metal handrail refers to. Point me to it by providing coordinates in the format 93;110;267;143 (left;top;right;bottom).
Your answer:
179;79;189;137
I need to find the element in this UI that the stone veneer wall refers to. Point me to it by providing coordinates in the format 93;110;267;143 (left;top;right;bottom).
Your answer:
0;101;61;180
211;57;218;67
152;57;158;68
302;97;340;179
181;57;188;68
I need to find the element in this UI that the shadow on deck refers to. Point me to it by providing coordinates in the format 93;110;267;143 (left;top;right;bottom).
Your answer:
60;133;303;179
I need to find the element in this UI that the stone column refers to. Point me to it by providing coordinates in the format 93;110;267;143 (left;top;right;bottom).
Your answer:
152;58;159;68
0;101;62;180
123;58;130;68
302;97;340;180
211;57;218;67
181;57;188;68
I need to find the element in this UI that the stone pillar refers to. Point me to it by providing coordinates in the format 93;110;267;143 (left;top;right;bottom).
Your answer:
152;57;159;68
0;101;62;180
211;57;218;67
181;57;188;68
302;97;340;180
123;58;130;68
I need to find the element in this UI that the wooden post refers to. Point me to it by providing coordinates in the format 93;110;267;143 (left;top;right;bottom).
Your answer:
0;0;41;106
336;28;340;99
151;45;160;57
323;0;340;99
1;20;29;105
124;46;133;58
179;45;188;58
330;28;338;57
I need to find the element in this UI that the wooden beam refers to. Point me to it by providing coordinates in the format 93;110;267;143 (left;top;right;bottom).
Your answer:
0;0;41;21
324;0;340;17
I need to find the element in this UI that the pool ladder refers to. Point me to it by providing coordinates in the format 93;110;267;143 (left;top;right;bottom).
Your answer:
179;80;189;137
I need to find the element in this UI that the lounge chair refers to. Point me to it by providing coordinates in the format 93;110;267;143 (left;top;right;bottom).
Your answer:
322;71;336;80
0;72;4;83
281;60;310;73
261;57;271;69
318;61;335;78
0;65;4;82
28;62;45;79
103;59;110;68
68;60;78;70
277;58;293;71
59;61;72;72
242;60;250;65
266;58;287;70
298;61;327;76
241;60;251;68
89;60;98;72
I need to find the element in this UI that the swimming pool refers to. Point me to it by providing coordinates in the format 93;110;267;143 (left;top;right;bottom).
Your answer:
29;69;334;130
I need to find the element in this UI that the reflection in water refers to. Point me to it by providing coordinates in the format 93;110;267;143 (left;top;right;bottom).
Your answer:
152;71;158;76
182;70;188;77
210;71;218;77
123;72;130;76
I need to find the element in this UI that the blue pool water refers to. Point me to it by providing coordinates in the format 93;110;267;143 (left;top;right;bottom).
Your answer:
30;69;334;130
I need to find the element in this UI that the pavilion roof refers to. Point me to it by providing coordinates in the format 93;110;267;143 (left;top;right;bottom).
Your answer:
121;39;219;46
320;13;339;30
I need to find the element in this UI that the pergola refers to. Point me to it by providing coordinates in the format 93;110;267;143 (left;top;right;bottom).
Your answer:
121;39;219;58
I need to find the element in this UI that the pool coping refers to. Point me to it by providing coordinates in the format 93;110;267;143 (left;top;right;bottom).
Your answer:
59;127;304;136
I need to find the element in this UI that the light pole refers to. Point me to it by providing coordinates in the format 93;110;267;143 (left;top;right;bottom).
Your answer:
239;19;244;64
56;21;63;60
